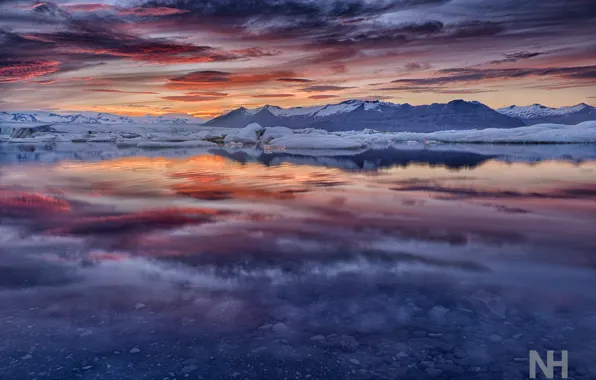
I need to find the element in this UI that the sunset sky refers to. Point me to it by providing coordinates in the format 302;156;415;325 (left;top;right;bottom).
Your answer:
0;0;594;118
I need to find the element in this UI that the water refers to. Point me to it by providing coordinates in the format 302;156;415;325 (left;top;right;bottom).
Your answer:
1;145;595;380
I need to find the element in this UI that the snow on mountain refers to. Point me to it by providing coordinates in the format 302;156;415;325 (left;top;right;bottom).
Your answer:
239;100;397;118
0;111;205;125
497;103;596;125
498;103;592;118
314;100;367;117
244;104;326;117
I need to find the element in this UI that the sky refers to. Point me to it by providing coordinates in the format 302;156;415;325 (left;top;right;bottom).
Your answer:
0;0;594;118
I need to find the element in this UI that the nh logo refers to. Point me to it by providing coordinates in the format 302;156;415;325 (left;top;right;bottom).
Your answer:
529;350;568;379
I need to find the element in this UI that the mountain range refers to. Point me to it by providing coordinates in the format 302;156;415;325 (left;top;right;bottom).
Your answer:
497;103;596;125
0;111;206;125
204;100;527;132
1;101;594;132
204;100;595;132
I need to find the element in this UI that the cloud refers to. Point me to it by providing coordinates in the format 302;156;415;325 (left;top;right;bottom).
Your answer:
308;95;338;100
61;3;115;13
2;0;596;107
0;59;60;83
251;94;295;98
276;78;313;83
33;78;58;84
376;85;493;94
24;29;248;64
404;62;431;71
162;95;222;102
118;7;191;17
184;91;228;97
166;70;296;90
488;51;549;65
0;22;278;76
301;85;356;92
390;65;596;87
86;89;158;94
46;3;190;17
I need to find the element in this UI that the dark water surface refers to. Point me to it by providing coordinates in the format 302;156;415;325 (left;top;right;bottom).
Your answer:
1;148;595;380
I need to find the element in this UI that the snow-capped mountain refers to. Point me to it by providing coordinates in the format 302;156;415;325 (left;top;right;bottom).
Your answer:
205;99;524;132
0;111;206;125
497;103;596;125
241;100;400;118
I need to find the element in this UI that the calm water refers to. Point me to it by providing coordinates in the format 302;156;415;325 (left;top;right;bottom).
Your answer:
1;146;595;380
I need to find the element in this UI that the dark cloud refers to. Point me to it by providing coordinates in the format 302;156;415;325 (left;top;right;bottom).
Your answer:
166;70;296;90
118;7;191;17
308;94;339;99
404;62;432;71
312;21;445;48
446;21;503;38
301;85;356;92
378;85;494;94
17;26;273;64
488;51;549;65
138;0;447;23
169;71;232;84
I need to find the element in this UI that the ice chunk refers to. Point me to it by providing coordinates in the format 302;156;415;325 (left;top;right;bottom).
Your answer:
223;123;265;145
260;126;293;144
7;136;56;144
87;135;117;143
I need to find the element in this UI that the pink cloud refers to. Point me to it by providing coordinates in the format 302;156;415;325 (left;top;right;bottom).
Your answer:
0;60;60;83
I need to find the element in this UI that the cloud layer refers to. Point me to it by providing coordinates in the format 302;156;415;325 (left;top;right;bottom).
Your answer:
0;0;594;114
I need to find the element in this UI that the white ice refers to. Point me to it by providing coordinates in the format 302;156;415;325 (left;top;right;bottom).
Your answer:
223;123;265;145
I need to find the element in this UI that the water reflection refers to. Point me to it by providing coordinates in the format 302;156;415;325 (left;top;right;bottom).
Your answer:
1;153;595;379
